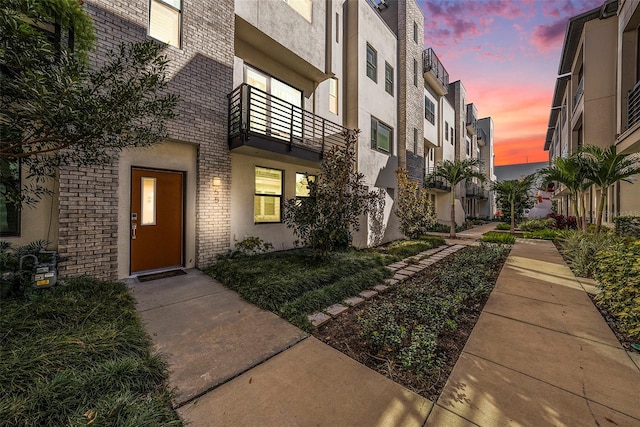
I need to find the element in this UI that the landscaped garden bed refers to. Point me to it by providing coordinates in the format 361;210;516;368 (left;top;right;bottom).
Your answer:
206;236;445;330
314;243;510;401
0;277;181;426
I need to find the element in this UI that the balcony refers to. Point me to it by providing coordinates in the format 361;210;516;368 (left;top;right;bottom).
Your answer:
628;81;640;130
466;103;478;135
465;182;486;199
423;48;449;96
573;77;584;109
477;126;487;147
424;167;451;192
228;84;348;163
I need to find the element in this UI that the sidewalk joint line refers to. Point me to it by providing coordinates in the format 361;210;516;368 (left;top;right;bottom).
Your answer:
172;335;310;410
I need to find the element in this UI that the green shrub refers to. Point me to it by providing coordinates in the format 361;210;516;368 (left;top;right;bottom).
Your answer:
395;168;437;239
560;231;624;278
379;237;445;263
519;218;555;232
613;216;640;239
481;232;516;245
593;241;640;339
495;223;511;231
523;229;566;240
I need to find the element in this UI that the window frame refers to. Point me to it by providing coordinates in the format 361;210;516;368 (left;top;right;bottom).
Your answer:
254;166;284;224
413;22;418;43
384;62;394;95
413;58;418;87
148;0;183;48
425;97;435;124
413;127;418;154
0;158;21;237
445;121;449;141
370;116;393;155
366;43;377;82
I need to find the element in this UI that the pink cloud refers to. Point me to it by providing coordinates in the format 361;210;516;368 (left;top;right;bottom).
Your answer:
531;19;567;53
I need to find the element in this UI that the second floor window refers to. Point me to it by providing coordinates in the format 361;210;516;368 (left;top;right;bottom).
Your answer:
329;78;338;114
445;121;449;141
366;44;377;82
371;117;393;154
413;59;418;86
413;128;418;153
425;97;435;124
296;173;316;198
413;22;418;43
385;62;393;95
149;0;182;47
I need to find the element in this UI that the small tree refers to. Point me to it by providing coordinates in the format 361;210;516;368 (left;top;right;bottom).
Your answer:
426;158;485;238
283;130;382;257
582;145;640;233
395;168;435;239
1;0;179;206
492;174;536;234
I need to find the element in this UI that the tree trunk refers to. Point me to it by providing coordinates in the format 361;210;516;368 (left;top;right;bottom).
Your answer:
450;188;456;238
580;191;587;232
596;189;607;234
510;198;515;234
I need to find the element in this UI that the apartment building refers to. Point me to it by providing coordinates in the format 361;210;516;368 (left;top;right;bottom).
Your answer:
544;0;637;223
477;117;496;218
6;0;496;280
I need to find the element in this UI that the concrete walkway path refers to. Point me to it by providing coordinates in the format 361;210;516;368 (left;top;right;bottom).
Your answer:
429;239;640;426
131;238;640;426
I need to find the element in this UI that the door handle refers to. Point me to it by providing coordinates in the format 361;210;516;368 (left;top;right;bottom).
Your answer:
131;223;137;240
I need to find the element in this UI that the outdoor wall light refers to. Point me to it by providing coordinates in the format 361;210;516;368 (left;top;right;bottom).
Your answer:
212;177;222;187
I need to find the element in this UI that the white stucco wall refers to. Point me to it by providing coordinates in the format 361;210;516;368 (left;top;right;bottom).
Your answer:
230;152;320;251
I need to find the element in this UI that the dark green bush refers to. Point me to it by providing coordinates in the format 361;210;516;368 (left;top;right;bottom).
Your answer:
495;223;511;231
378;237;445;263
593;241;640;339
519;218;555;232
614;216;640;239
523;229;566;240
560;231;623;278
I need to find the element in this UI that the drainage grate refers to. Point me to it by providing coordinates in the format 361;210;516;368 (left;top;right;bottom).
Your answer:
137;269;187;282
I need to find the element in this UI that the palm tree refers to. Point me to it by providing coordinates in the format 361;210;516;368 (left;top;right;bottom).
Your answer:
582;145;640;233
492;174;536;234
539;154;591;231
427;158;485;238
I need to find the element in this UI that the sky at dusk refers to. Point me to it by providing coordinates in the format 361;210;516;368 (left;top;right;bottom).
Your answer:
416;0;604;166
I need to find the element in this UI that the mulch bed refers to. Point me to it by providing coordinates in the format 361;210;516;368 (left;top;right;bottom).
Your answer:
313;253;502;402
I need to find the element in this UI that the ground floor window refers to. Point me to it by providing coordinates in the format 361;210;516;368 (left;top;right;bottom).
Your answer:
0;158;20;236
255;167;283;223
295;172;316;198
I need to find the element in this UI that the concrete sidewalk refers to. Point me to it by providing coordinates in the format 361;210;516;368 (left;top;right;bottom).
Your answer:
132;239;640;426
429;239;640;426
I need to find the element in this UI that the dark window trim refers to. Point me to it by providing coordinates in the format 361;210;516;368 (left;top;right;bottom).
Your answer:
366;43;377;82
425;97;435;124
385;62;393;95
370;116;393;155
254;166;284;224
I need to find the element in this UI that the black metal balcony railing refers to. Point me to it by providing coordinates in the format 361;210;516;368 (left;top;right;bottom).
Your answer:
228;83;347;160
423;48;449;94
573;77;584;108
424;167;451;192
628;80;640;129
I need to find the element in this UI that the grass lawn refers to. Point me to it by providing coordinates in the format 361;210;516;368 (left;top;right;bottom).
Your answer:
0;277;181;427
206;237;445;330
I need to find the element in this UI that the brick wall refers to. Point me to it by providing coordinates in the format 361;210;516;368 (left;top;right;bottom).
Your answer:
57;0;234;279
397;0;425;183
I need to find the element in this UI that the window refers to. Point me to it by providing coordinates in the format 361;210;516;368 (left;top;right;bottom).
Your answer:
413;128;418;153
296;173;316;197
366;43;377;82
371;117;393;154
450;127;454;144
149;0;182;47
385;62;393;95
255;167;283;223
430;147;434;161
445;122;449;141
413;59;418;86
329;78;338;114
0;159;20;236
413;22;418;43
425;97;435;124
283;0;312;22
141;177;157;225
466;138;471;156
336;13;340;43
